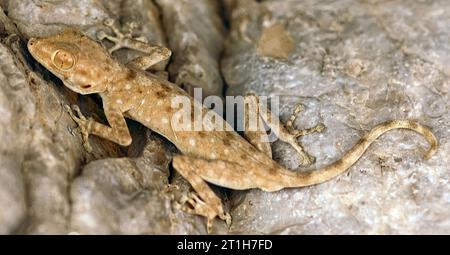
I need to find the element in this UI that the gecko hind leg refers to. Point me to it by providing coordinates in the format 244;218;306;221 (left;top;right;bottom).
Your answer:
179;192;226;233
245;94;325;166
172;155;233;233
243;96;272;157
277;103;326;165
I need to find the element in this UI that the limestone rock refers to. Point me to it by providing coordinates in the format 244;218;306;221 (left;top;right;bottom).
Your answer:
2;0;449;235
156;0;226;97
1;1;202;234
69;129;206;234
6;0;109;38
0;42;30;234
6;0;167;65
0;36;97;234
222;0;450;234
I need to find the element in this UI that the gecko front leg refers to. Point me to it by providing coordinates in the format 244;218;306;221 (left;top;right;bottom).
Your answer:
65;103;132;151
65;105;94;152
97;18;172;71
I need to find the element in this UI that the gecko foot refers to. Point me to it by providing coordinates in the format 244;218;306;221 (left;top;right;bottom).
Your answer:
286;103;327;136
292;122;326;138
64;104;93;152
97;18;147;54
283;103;326;166
244;94;320;166
180;192;231;233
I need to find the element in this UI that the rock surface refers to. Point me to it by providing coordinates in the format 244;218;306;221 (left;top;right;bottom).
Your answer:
0;36;88;234
6;0;109;38
156;0;226;97
70;131;205;234
0;41;29;234
0;1;204;234
1;0;449;235
222;0;450;234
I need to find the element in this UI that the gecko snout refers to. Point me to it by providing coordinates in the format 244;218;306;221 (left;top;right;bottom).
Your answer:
28;38;36;45
27;38;45;55
27;38;41;56
28;38;38;49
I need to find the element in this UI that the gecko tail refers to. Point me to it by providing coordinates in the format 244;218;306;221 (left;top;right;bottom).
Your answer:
282;120;438;188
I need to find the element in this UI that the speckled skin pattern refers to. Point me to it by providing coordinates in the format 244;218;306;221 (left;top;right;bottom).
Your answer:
27;22;438;233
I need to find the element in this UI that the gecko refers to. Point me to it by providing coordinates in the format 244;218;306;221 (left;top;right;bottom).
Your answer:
27;19;438;233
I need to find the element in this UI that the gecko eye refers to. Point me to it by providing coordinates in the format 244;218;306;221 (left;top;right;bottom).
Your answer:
51;49;75;71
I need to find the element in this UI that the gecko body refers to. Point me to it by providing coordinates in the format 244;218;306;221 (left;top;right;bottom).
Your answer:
27;22;438;232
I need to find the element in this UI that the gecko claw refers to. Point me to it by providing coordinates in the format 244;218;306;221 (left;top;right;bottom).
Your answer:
293;123;327;138
221;212;232;228
103;18;115;27
315;123;326;133
302;154;315;166
71;105;87;121
97;30;117;42
124;21;138;37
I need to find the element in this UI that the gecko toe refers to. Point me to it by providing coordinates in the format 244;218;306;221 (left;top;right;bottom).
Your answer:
134;36;148;43
82;140;93;153
315;123;326;133
299;154;315;166
104;18;115;27
96;30;108;41
221;212;232;228
177;191;225;233
98;18;147;54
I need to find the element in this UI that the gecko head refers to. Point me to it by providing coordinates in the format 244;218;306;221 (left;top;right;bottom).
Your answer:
28;29;115;95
